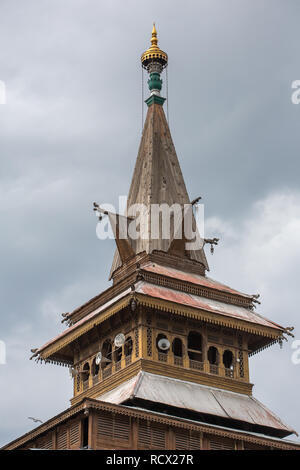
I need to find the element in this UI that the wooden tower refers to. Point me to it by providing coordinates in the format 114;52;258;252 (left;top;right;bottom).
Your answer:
3;25;299;451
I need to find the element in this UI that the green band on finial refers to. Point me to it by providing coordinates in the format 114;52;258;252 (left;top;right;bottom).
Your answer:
145;95;166;107
148;72;162;92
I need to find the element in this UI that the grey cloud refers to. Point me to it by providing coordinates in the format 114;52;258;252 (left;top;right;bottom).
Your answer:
0;0;300;445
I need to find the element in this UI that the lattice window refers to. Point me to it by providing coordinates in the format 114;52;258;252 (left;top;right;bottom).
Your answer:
147;327;152;357
76;374;81;393
209;437;235;450
135;328;139;357
238;335;244;378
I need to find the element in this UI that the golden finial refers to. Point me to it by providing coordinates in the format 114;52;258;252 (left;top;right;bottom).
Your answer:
151;23;158;46
141;23;168;70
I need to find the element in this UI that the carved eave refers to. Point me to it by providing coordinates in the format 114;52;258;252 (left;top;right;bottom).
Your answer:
35;280;285;365
36;294;133;364
134;292;284;341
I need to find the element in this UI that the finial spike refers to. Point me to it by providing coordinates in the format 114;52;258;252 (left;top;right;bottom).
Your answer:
141;24;168;71
151;23;158;46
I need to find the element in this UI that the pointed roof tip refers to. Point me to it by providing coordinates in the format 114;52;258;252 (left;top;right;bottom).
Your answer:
109;101;209;279
151;22;158;45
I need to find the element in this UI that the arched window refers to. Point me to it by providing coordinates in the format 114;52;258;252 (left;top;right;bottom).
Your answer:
208;346;219;374
156;333;169;362
124;337;133;357
223;350;233;368
187;331;202;362
82;362;90;382
156;333;168;351
91;357;99;377
208;346;219;365
101;339;112;369
172;338;183;357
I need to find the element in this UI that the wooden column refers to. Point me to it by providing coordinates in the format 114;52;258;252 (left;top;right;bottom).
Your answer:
87;409;95;450
131;417;138;450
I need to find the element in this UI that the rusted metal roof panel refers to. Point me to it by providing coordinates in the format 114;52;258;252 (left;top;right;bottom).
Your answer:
143;263;252;298
37;287;132;354
97;372;294;434
135;281;283;330
37;276;282;357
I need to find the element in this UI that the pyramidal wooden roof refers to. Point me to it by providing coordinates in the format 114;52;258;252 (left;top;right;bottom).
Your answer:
110;102;208;278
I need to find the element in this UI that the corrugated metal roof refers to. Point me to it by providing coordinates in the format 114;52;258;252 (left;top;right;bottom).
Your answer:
97;372;294;435
143;263;252;298
135;281;283;330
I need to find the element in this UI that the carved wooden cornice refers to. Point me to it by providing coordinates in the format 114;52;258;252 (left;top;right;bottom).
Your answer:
136;294;282;340
3;397;299;450
39;289;282;363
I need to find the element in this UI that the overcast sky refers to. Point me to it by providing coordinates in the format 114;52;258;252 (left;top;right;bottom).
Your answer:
1;0;300;446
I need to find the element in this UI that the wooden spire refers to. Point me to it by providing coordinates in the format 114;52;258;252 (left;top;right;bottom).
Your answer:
110;102;208;279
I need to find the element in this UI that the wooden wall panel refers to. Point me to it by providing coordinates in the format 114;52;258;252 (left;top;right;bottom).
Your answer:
69;420;81;449
137;420;167;449
174;430;202;450
209;436;236;450
56;427;68;450
96;412;131;449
